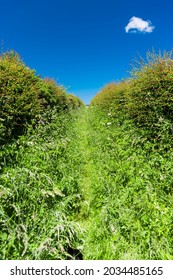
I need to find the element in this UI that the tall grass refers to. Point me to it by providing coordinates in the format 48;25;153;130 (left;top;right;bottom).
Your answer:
0;110;84;259
82;107;173;259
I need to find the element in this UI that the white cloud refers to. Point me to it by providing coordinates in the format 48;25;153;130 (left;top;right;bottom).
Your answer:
125;16;155;33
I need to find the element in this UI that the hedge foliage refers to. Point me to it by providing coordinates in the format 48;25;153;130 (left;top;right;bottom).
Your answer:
91;50;173;140
127;51;173;135
0;50;84;143
90;81;129;119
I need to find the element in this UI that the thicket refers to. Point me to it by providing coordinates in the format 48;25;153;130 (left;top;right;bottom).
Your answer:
90;81;128;119
127;51;173;140
0;50;84;144
91;50;173;141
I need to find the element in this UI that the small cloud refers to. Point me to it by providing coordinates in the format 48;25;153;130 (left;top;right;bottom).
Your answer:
125;16;155;33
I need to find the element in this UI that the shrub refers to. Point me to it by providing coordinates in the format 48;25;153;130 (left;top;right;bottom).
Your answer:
40;78;69;111
39;80;84;111
0;51;84;143
90;81;129;119
0;51;42;141
126;51;173;138
66;94;85;110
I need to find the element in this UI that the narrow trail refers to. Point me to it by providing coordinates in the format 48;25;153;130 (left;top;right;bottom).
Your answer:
73;109;94;226
66;108;104;258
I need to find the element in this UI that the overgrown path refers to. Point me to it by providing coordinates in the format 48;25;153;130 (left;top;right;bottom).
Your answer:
70;108;116;259
1;107;173;260
70;108;173;260
71;109;95;226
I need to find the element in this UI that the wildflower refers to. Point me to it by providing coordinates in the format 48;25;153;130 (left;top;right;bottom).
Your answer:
158;116;164;122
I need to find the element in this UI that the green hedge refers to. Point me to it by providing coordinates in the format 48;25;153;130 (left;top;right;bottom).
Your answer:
90;81;128;117
91;50;173;140
0;50;84;143
126;51;173;137
0;51;42;141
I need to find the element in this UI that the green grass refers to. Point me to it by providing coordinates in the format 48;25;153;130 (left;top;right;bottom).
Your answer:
0;110;84;259
0;107;173;260
82;107;173;259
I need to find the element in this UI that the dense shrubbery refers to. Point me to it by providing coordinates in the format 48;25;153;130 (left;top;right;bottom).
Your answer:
0;51;42;141
91;81;128;118
40;78;68;111
0;50;84;143
66;94;85;110
127;51;173;138
91;50;173;140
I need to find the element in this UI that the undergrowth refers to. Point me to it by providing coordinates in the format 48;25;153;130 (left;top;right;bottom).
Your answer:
0;110;84;260
82;107;173;259
1;106;173;260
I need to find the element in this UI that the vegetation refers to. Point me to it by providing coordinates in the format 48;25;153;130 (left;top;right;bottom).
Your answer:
0;50;84;144
82;107;173;259
91;50;173;142
90;81;128;116
88;50;173;259
127;51;173;140
0;110;85;259
0;50;173;259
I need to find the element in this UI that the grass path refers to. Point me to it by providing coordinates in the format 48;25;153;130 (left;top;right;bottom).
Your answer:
72;109;95;227
71;108;112;259
1;107;173;260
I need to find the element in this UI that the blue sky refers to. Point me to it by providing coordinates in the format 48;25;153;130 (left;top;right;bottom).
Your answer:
0;0;173;104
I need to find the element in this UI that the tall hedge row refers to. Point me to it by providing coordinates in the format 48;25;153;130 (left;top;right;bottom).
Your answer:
90;81;129;118
127;52;173;135
91;51;173;139
0;51;84;143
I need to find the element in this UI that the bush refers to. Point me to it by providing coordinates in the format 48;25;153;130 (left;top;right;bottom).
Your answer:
40;78;69;111
66;94;85;110
126;51;173;138
0;51;42;141
39;80;84;111
0;51;84;143
90;81;129;120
